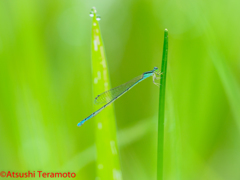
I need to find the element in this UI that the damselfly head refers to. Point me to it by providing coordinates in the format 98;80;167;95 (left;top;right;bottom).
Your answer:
153;67;161;76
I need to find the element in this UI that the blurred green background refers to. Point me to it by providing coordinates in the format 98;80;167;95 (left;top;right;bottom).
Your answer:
0;0;240;180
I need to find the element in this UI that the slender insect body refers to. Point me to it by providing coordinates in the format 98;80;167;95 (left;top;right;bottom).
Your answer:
77;67;159;126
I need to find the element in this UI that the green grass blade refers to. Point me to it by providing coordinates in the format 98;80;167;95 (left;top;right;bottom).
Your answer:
90;7;122;180
209;48;240;131
157;29;168;180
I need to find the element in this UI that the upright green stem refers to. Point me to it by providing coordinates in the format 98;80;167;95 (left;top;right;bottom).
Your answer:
157;29;168;180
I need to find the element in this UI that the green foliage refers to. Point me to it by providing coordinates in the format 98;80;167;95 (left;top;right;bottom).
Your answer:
0;1;240;180
90;7;122;180
157;29;168;180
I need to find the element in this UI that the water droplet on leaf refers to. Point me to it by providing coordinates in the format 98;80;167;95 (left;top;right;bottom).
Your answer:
89;7;96;17
96;15;101;21
89;11;94;17
91;7;96;13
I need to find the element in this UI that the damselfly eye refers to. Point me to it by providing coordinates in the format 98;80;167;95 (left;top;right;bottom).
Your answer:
154;67;158;70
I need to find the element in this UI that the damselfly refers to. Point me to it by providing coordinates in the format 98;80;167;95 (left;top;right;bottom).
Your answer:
77;67;160;126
